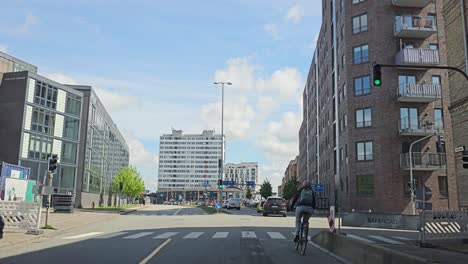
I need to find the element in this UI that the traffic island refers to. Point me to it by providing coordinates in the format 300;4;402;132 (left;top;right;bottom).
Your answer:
312;231;434;264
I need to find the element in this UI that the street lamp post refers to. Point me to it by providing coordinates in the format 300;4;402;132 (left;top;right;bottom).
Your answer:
409;132;437;215
214;82;231;205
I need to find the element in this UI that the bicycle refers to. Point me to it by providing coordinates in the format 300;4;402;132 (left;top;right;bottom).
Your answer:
295;213;309;256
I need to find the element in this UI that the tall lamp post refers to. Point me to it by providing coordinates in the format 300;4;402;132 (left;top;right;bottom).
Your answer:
214;82;231;204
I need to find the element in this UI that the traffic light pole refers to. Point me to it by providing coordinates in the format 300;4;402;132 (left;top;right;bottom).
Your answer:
45;171;53;228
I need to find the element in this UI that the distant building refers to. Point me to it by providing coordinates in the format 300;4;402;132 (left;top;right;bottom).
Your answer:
224;162;258;199
281;157;299;191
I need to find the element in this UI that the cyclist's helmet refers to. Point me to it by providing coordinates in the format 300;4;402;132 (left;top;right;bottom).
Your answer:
301;180;312;188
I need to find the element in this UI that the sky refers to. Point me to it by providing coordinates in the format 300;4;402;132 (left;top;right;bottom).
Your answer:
0;0;323;191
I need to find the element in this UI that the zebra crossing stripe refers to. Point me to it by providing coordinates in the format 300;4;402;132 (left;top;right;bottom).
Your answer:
367;235;404;245
64;232;104;239
346;234;375;243
95;232;129;239
267;232;285;239
212;232;229;238
183;232;203;239
154;232;179;239
242;231;256;239
123;232;154;239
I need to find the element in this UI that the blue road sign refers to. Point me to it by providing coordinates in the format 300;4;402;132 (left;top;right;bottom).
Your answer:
215;202;221;209
246;181;255;187
312;184;324;192
223;181;236;186
416;201;432;210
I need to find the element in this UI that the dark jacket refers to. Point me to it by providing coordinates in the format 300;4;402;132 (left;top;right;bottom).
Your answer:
291;186;316;209
0;216;4;239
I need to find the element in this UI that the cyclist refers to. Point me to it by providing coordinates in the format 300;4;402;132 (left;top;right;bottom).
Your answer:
290;180;316;242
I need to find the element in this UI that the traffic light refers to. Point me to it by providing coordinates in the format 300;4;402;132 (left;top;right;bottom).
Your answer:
373;64;382;86
218;179;223;189
462;151;468;169
48;154;58;173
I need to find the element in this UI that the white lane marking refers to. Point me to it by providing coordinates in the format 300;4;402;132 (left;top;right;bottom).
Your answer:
183;232;204;239
391;236;413;241
212;232;229;238
173;208;182;215
95;232;129;239
154;232;178;239
242;231;257;239
64;232;104;239
123;232;154;239
346;234;375;243
367;235;405;245
267;232;286;239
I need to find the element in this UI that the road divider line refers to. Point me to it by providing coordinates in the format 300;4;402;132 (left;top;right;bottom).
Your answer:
139;238;171;264
64;232;104;239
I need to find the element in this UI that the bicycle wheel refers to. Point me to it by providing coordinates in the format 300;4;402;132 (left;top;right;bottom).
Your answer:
295;231;300;251
300;224;308;255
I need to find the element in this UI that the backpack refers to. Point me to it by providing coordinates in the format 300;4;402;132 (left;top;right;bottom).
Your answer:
299;188;315;207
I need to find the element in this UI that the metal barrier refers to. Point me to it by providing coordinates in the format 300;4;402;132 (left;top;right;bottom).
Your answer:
421;210;468;242
52;194;74;213
0;201;41;233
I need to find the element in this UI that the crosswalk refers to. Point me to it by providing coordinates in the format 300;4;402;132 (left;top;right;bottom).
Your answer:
62;230;416;245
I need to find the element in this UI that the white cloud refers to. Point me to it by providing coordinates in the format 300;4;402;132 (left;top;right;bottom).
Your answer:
256;67;303;97
122;130;159;168
286;4;304;24
263;23;280;40
19;14;39;34
256;96;277;117
46;73;78;85
0;44;8;53
214;57;256;91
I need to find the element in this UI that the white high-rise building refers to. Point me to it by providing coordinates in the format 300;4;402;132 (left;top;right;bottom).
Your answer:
224;162;258;191
158;129;224;193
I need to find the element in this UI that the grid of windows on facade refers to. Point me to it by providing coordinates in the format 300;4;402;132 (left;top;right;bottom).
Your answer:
34;81;58;109
31;108;55;135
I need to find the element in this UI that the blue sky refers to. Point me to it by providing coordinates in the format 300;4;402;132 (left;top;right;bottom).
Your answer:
0;0;322;191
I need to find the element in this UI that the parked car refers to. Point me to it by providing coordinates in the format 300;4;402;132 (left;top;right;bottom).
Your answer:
222;200;229;208
257;201;265;213
263;196;287;217
226;198;241;210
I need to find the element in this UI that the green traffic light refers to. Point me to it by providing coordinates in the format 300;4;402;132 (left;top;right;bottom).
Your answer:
374;79;381;86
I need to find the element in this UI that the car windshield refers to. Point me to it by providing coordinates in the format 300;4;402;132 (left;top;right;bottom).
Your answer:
267;198;283;204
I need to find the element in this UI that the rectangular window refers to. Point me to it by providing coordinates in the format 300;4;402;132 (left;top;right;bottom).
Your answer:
66;94;82;117
357;175;374;196
357;141;373;161
31;108;55;136
356;108;372;128
352;0;366;3
34;81;58;109
61;142;77;164
429;44;439;50
438;176;448;197
342;54;345;69
434;108;444;130
353;14;368;34
398;75;416;95
400;107;419;130
353;44;369;64
354;76;371;96
64;116;80;140
28;134;53;160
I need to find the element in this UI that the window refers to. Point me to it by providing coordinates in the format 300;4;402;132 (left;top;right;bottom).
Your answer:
352;0;366;4
398;75;416;95
357;141;373;161
353;44;369;64
64;116;80;140
429;44;439;50
357;175;374;195
343;83;347;97
400;108;419;130
34;81;58;109
61;142;77;164
342;54;345;69
432;75;441;86
28;134;53;160
31;108;55;135
356;108;372;128
354;76;371;96
66;94;81;117
438;176;448;197
434;108;444;129
353;14;368;33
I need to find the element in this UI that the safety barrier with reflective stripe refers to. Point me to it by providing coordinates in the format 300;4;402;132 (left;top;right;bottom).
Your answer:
420;210;468;241
0;201;41;232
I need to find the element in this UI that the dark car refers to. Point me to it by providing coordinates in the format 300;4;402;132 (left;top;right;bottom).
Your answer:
262;196;287;217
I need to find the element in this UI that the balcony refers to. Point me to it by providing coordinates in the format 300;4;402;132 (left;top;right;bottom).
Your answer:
398;83;441;102
395;48;439;67
392;0;432;8
400;152;446;171
399;117;444;136
394;16;437;38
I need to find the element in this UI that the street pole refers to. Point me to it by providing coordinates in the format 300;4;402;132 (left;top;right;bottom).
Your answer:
45;171;53;227
409;133;437;215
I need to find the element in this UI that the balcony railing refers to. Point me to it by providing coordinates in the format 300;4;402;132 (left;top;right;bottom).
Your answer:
392;0;432;8
395;48;440;66
400;152;446;171
399;117;444;136
398;83;441;102
394;16;437;38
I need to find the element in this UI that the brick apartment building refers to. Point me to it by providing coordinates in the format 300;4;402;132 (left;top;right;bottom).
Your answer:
443;0;468;209
279;156;299;197
298;0;458;214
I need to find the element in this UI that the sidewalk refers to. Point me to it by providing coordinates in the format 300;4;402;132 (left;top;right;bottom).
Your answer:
0;209;119;248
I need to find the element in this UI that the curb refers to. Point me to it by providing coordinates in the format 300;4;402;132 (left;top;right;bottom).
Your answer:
120;206;149;215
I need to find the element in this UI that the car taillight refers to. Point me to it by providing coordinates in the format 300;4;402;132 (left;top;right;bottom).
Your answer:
264;202;271;206
279;203;285;206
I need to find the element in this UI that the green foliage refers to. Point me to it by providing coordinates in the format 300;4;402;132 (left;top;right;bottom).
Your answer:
112;167;145;198
282;177;299;200
260;180;272;199
245;187;253;200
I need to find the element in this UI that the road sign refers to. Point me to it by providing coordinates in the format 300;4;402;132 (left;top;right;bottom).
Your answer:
416;201;432;210
455;146;466;153
246;181;255;187
223;181;235;186
215;202;221;209
312;184;324;192
416;186;432;201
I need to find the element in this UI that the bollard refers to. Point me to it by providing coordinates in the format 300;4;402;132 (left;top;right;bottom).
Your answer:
92;202;95;209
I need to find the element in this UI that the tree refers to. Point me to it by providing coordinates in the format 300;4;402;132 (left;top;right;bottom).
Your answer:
245;187;253;200
112;167;145;199
282;177;299;200
260;180;272;199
